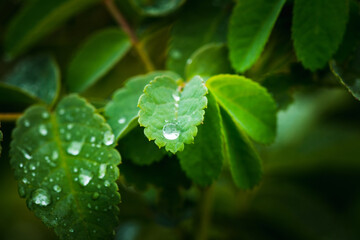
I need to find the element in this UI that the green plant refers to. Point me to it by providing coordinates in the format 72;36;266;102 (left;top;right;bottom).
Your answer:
0;0;359;239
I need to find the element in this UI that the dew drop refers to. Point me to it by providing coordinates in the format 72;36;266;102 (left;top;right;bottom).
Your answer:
69;228;74;233
118;117;126;124
53;185;62;193
52;151;59;160
90;136;96;143
67;124;74;130
32;188;51;206
171;49;182;59
162;123;180;140
24;120;30;127
98;164;107;179
59;109;65;115
73;167;78;173
172;93;180;102
42;112;49;119
87;203;92;209
103;131;114;146
92;192;100;200
78;169;93;186
104;180;110;187
67;141;83;156
29;164;36;171
39;125;48;136
18;147;32;160
186;58;193;65
19;163;24;168
22;178;29;184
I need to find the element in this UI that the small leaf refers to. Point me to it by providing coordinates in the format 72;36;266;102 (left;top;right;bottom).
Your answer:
221;109;262;189
186;43;232;81
167;0;228;76
66;28;131;93
105;71;181;140
3;54;60;105
129;0;185;16
177;93;224;186
207;74;277;144
330;47;360;101
0;83;39;112
4;0;98;58
138;75;207;154
292;0;349;71
228;0;286;73
118;126;166;166
10;95;121;239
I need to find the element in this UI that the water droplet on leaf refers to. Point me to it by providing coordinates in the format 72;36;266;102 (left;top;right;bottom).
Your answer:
162;123;180;140
118;117;126;124
104;180;110;187
103;131;114;146
79;169;93;186
67;141;83;156
53;185;62;193
42;112;49;119
98;164;107;179
32;188;51;206
24;120;30;127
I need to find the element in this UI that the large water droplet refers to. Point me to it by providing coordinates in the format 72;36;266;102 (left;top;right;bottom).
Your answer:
103;131;114;146
79;169;93;186
98;164;107;179
118;117;126;124
162;123;180;140
67;141;83;156
32;188;51;206
53;185;62;193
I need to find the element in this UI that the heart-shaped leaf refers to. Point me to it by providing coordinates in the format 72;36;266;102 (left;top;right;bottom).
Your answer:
10;95;121;240
138;75;207;153
105;71;181;140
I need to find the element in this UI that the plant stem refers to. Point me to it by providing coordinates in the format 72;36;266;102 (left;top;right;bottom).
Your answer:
196;185;215;240
103;0;155;72
0;113;22;122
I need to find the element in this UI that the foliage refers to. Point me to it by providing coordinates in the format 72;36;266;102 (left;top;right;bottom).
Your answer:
0;0;360;239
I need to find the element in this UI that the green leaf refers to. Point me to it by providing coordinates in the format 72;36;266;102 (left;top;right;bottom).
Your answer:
129;0;185;16
66;28;131;93
138;75;207;154
4;0;98;58
167;0;228;76
0;83;39;112
292;0;349;71
330;47;360;101
118;126;166;166
105;71;181;140
207;74;277;144
177;93;223;186
10;95;121;240
228;0;286;73
221;109;262;189
3;54;60;105
334;0;360;62
185;43;232;81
